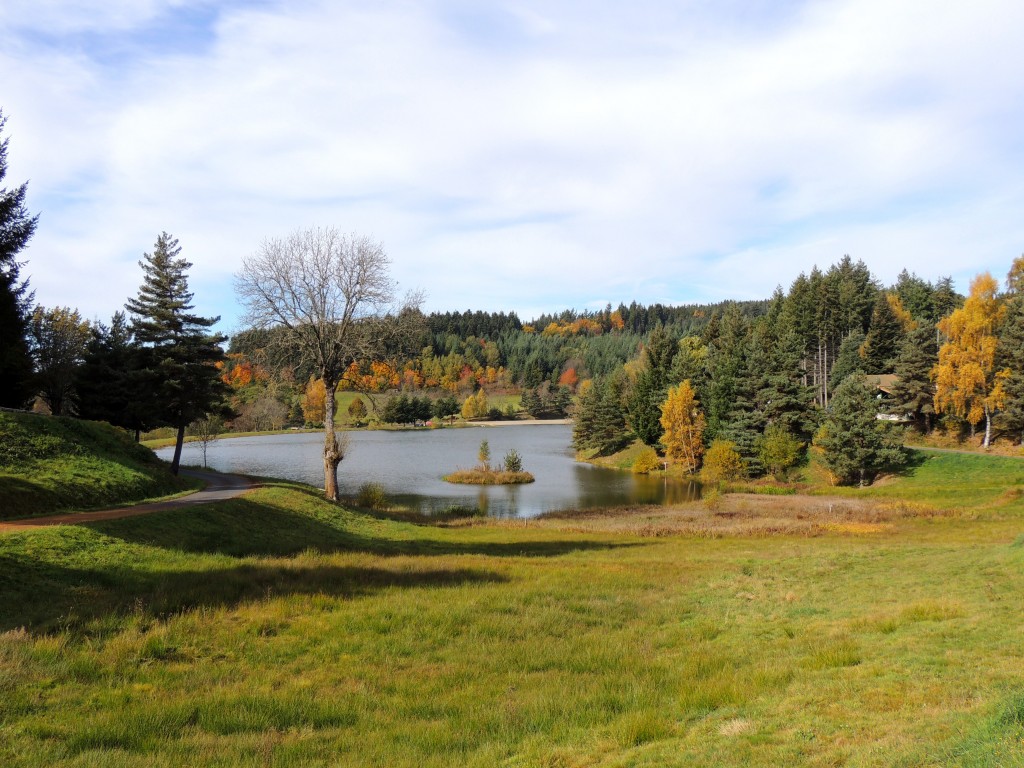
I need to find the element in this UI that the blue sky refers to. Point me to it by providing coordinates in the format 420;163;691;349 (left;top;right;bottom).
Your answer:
3;0;1024;336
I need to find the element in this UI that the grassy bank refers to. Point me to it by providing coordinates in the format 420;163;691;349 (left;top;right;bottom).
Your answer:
2;452;1024;765
0;413;197;520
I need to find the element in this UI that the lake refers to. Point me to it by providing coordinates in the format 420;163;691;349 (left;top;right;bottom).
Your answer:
156;424;700;517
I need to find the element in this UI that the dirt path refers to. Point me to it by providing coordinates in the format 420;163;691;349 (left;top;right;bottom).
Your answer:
0;469;257;533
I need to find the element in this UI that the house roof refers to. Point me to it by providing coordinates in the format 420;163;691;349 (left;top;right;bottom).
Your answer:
863;374;899;395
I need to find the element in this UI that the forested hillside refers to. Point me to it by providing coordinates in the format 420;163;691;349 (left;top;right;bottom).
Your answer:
25;236;1024;489
220;255;968;443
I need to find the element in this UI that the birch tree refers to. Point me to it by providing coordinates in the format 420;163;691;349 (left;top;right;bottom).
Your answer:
932;273;1007;448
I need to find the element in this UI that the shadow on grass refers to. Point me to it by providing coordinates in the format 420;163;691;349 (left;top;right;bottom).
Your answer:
85;489;636;560
0;475;62;520
0;458;192;522
0;552;507;633
898;448;931;473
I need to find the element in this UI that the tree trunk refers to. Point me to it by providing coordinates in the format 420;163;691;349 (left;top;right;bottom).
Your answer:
822;342;829;408
170;424;185;475
323;379;341;500
983;406;992;449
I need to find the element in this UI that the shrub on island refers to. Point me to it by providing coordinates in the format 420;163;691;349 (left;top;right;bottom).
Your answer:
444;443;535;485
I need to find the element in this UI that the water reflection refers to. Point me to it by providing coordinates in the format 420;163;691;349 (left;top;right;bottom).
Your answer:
157;425;700;518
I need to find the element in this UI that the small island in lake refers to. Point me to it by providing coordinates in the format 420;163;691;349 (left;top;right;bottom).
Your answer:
444;440;535;485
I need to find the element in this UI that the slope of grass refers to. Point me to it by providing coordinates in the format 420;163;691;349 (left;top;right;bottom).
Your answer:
0;413;196;520
2;472;1024;766
825;448;1024;511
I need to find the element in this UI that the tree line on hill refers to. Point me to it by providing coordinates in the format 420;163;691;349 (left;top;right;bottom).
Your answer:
4;105;1024;489
573;256;1024;484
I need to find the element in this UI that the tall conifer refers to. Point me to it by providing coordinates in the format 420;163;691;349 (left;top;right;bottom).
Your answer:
890;325;938;433
126;233;227;473
0;111;38;407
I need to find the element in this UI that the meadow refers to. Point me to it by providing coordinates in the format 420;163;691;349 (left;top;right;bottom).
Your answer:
2;445;1023;766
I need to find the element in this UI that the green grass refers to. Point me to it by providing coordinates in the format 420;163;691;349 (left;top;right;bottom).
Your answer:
2;466;1024;766
0;413;197;520
824;448;1024;511
142;428;319;450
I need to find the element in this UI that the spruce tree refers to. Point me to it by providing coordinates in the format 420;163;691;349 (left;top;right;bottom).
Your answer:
894;269;936;325
996;296;1024;444
628;367;664;445
718;330;764;475
861;293;905;373
703;305;748;437
762;328;817;443
126;232;228;474
815;373;906;486
573;375;629;456
0;111;38;408
626;324;677;445
890;325;938;434
76;312;154;440
829;330;866;392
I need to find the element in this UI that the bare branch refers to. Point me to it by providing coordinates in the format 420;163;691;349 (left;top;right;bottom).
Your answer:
234;226;423;500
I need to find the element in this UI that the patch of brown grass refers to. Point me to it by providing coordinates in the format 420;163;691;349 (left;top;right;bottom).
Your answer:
519;492;949;538
443;469;535;485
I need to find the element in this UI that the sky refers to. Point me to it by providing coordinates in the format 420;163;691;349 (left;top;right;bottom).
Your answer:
3;0;1024;337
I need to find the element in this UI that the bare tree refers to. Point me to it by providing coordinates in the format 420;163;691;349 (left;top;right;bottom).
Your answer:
235;227;422;500
188;415;222;468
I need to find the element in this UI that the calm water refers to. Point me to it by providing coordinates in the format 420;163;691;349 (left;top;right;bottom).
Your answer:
157;424;699;518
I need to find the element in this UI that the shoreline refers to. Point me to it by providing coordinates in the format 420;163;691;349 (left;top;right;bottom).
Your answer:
467;419;571;427
143;418;572;449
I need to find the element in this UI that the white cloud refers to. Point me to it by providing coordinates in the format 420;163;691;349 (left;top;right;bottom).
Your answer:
3;0;1024;331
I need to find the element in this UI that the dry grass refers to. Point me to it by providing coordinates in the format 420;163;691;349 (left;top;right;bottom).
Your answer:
514;493;951;538
443;468;535;485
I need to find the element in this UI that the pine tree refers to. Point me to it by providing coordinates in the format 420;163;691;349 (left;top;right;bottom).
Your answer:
890;325;938;433
894;269;936;325
718;328;764;475
703;305;748;436
628;367;664;445
762;328;817;444
668;335;708;388
0;111;38;408
996;290;1024;444
626;324;677;445
75;312;152;439
126;232;228;473
572;375;629;456
815;373;906;486
860;292;906;373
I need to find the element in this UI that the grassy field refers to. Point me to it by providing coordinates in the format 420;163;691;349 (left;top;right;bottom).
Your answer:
0;413;198;520
2;448;1023;766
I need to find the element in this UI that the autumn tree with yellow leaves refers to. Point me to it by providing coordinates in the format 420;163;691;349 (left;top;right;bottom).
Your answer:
659;380;706;473
932;273;1008;448
301;376;327;426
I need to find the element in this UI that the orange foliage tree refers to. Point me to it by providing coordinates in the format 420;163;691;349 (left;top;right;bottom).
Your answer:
558;367;579;392
301;377;327;426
